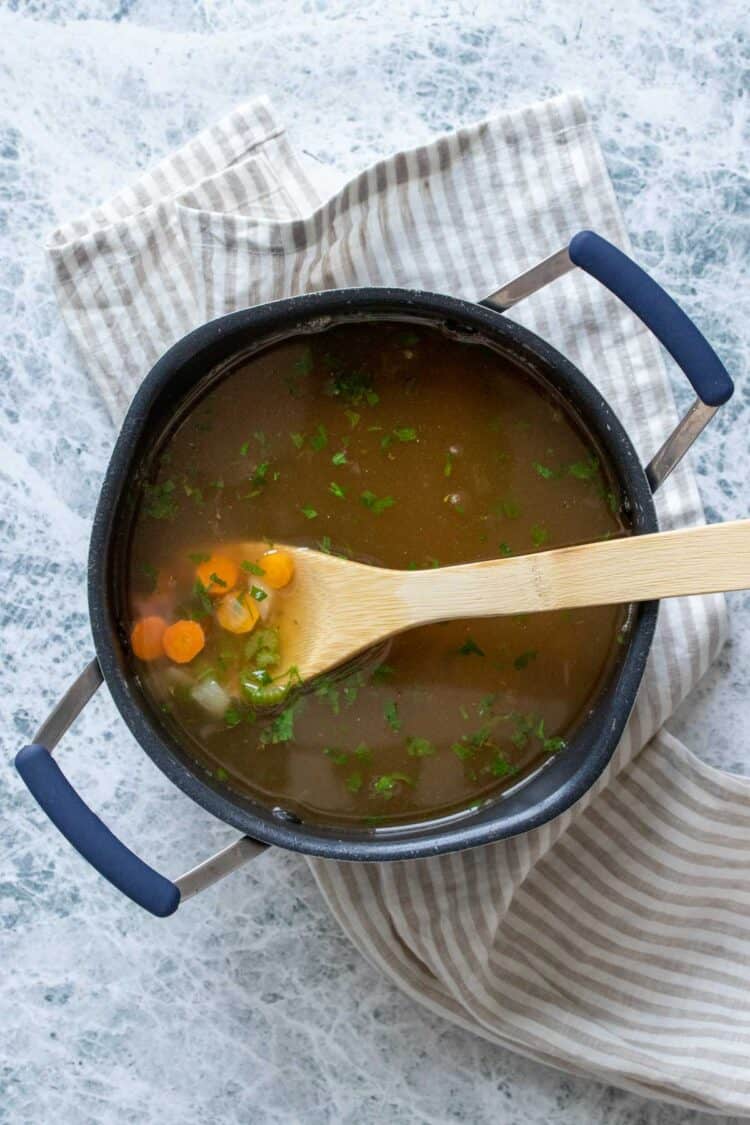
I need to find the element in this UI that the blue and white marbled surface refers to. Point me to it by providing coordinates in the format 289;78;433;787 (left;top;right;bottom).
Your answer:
1;3;748;1123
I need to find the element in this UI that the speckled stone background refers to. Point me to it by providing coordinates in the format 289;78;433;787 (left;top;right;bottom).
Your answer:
1;2;748;1123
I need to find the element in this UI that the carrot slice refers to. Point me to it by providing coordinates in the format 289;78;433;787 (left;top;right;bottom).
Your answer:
216;591;260;634
130;615;167;661
260;549;295;589
163;619;206;664
196;554;239;596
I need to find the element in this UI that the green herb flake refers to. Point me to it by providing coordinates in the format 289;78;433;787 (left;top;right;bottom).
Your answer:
329;481;346;500
497;498;521;519
406;736;435;758
452;740;474;761
458;637;485;657
531;523;549;548
259;703;297;745
250;461;270;487
346;771;364;793
459;704;470;721
354;742;372;762
567;456;600;480
498;542;513;557
488;753;516;778
478;693;496;717
360;490;395;515
372;772;412;798
188;551;210;564
331;450;348;466
318;535;332;554
345;409;361;429
301;505;318;520
543;735;566;754
533;461;556;479
310;424;328;452
239;440;250;457
215;767;229;782
143;479;177;521
192;578;213;616
444;452;454;477
224;706;242;728
315;678;340;715
513;650;538;671
323;747;349;766
209;571;228;589
250;585;268;603
241;560;266;576
372;663;395;683
393;426;417;443
384;701;401;733
291;432;305;450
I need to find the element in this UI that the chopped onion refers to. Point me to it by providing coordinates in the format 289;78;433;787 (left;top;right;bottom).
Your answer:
190;677;231;719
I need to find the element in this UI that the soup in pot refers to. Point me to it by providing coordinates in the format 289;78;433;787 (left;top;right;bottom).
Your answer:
123;319;630;827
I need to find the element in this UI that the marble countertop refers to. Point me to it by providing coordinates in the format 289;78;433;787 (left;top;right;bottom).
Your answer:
1;2;748;1123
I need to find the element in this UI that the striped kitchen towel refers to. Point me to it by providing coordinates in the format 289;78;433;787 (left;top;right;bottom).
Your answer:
47;94;750;1114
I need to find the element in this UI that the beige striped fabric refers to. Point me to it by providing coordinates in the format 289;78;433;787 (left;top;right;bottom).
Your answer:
48;94;750;1115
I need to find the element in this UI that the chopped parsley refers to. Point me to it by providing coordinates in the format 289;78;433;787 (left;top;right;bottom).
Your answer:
531;523;549;547
497;499;521;519
458;637;485;657
360;490;395;514
301;505;318;520
533;461;556;479
142;563;159;592
259;703;297;745
488;753;516;778
215;767;229;781
568;456;599;480
345;409;361;428
209;571;228;589
331;450;348;466
241;560;266;576
294;346;314;375
498;542;513;557
513;650;538;671
250;585;268;602
346;771;364;793
372;772;412;798
188;551;210;564
384;701;401;732
310;424;328;452
143;479;177;520
444;451;454;477
406;736;435;758
239;440;250;457
291;432;305;450
329;481;346;500
372;663;395;683
326;366;378;406
324;747;349;766
317;535;332;554
224;706;242;728
354;742;372;762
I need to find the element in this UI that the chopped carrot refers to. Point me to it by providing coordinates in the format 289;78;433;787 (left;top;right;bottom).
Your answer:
196;554;239;596
260;549;295;589
163;619;206;664
130;615;167;661
216;590;260;634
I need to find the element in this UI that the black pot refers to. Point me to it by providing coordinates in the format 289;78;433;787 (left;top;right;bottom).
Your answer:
15;231;733;916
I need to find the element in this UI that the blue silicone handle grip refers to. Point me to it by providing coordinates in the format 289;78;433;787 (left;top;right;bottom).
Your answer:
568;231;733;407
15;744;180;917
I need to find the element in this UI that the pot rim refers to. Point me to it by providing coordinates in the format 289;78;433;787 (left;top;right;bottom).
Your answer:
89;287;658;862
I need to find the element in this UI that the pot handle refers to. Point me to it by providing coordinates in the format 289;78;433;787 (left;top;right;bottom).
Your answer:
483;231;734;490
14;660;266;917
567;231;733;408
16;742;180;917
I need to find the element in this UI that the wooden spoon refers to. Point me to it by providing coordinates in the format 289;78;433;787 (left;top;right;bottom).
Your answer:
254;519;750;682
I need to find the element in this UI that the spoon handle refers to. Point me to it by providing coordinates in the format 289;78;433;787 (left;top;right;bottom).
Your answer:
399;519;750;622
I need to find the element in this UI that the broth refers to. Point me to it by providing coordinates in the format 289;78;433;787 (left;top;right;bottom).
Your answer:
124;319;630;827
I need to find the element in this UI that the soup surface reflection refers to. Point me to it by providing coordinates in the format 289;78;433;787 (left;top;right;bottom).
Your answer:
125;319;630;826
